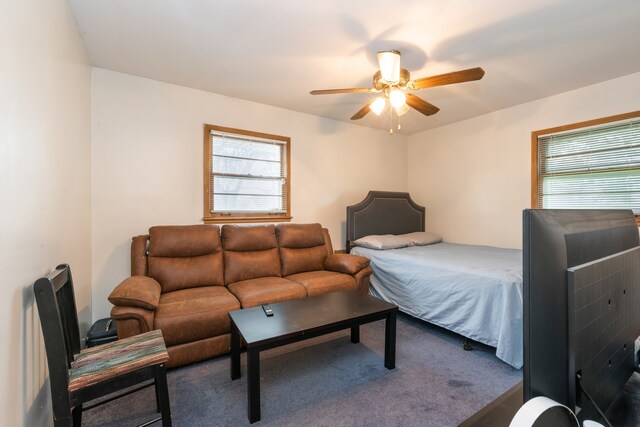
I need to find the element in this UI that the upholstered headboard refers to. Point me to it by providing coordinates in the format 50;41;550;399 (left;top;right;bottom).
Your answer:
346;191;425;249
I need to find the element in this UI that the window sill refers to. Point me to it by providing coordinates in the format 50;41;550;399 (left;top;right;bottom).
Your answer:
203;215;292;224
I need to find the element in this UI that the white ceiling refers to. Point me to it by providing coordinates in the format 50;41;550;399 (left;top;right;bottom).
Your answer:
69;0;640;135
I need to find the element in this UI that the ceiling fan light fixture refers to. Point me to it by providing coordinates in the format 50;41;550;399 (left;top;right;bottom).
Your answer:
370;97;386;115
389;89;406;109
311;49;485;123
377;50;401;83
395;102;410;116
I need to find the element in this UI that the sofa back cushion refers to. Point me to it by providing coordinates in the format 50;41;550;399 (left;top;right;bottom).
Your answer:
147;225;224;293
222;225;281;284
277;223;329;276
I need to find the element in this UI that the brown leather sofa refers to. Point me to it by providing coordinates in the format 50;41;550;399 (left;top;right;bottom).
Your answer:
108;223;372;367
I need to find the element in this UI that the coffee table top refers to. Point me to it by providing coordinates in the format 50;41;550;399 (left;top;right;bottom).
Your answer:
229;290;397;347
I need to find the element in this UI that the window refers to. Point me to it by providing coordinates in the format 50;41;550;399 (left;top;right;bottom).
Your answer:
531;111;640;225
203;124;291;223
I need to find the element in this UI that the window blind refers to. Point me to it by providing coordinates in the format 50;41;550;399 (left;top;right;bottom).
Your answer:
210;131;287;213
537;119;640;214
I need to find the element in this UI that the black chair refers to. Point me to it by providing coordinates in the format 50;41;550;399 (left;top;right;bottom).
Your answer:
34;264;172;426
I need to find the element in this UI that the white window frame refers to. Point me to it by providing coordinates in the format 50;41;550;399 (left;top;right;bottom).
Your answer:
203;124;291;223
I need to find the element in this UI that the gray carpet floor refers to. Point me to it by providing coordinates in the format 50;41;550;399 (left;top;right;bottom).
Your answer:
83;313;522;426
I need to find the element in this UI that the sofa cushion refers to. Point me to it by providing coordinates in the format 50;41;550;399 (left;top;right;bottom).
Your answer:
277;223;328;276
277;223;325;248
221;224;278;251
154;286;240;347
149;225;221;257
148;225;224;293
285;270;356;297
227;277;307;308
222;225;281;284
279;246;328;277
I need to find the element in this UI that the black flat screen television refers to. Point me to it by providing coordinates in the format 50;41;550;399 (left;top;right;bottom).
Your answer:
523;209;640;424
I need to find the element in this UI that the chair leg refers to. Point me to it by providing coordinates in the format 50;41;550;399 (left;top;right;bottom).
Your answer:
53;416;74;427
155;375;161;413
154;364;172;427
72;404;82;427
52;400;73;427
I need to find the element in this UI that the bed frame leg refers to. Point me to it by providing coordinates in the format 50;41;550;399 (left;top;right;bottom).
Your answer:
462;338;473;351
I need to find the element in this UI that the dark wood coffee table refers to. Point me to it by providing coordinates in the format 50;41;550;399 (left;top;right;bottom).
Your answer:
229;290;398;423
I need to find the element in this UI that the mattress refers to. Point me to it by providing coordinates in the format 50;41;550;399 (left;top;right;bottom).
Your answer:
352;242;523;368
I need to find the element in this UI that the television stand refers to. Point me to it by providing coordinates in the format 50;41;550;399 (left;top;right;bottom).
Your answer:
460;374;640;426
458;381;523;427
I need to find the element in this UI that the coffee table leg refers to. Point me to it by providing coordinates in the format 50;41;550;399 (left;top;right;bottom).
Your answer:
231;320;241;380
384;310;396;369
350;324;360;343
247;349;261;423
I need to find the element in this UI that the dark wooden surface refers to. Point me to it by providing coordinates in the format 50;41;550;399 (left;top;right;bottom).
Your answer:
229;290;397;347
459;376;640;426
229;290;398;423
458;381;523;427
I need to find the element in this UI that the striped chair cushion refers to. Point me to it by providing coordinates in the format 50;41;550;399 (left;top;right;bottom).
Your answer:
68;329;169;392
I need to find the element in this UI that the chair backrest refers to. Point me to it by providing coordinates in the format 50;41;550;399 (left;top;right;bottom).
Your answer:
33;264;80;402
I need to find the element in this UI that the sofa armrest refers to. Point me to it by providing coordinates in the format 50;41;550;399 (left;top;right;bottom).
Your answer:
324;253;370;275
110;306;155;338
353;266;373;293
108;275;161;310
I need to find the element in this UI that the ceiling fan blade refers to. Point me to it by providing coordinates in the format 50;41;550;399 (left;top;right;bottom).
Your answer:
350;104;371;120
405;94;440;116
310;88;373;95
410;67;485;90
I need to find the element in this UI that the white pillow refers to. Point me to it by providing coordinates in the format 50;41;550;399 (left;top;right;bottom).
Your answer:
353;234;411;250
402;231;442;246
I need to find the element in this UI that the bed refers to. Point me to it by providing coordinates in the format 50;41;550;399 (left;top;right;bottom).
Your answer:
347;191;523;368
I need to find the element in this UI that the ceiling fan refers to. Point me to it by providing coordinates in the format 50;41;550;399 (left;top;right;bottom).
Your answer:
310;50;485;122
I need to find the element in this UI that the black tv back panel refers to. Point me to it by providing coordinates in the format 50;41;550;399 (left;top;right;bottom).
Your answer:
523;209;639;410
568;247;640;419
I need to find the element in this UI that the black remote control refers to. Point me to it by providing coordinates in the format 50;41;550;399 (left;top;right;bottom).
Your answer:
262;304;274;317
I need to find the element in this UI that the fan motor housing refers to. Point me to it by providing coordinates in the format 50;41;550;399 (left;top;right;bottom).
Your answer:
373;68;410;90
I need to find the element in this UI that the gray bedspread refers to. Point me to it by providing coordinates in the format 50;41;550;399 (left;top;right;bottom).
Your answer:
352;242;523;368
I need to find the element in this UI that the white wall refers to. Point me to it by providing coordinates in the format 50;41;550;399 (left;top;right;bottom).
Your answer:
408;71;640;249
0;0;91;425
91;68;408;318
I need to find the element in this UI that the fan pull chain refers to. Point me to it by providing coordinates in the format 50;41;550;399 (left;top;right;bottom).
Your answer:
389;108;394;134
389;109;401;135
